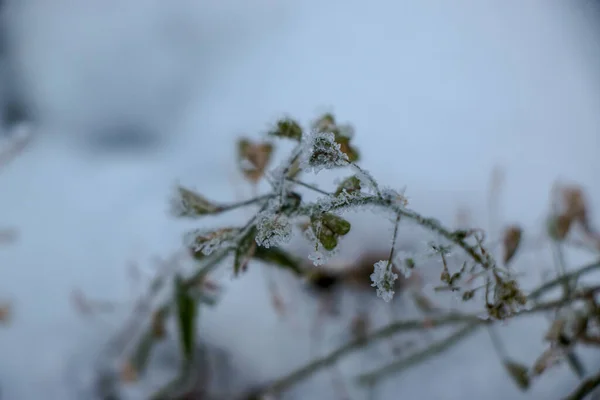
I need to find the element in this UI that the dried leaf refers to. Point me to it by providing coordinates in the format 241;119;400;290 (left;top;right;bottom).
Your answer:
562;186;588;225
503;360;530;390
237;138;274;183
174;186;223;217
532;347;564;377
502;225;522;265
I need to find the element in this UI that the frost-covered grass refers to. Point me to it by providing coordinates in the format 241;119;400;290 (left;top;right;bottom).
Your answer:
0;0;600;399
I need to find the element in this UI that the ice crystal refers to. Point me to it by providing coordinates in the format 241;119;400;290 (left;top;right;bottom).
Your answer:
370;260;398;302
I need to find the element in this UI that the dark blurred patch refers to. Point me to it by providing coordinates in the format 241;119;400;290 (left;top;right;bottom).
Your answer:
83;125;163;153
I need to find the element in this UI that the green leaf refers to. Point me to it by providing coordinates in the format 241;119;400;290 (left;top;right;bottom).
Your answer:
253;246;304;276
268;117;303;141
318;228;338;251
174;275;197;364
234;226;258;276
322;213;351;235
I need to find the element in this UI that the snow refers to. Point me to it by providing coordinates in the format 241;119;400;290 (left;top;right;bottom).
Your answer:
0;0;599;399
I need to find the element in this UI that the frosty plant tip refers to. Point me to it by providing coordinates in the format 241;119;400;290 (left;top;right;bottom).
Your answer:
173;112;528;315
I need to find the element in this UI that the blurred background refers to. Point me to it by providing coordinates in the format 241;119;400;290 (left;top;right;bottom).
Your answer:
0;0;599;399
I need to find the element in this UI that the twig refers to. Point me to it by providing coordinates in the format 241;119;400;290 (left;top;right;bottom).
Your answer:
260;289;597;396
356;324;479;385
563;369;600;400
528;259;600;300
287;177;332;196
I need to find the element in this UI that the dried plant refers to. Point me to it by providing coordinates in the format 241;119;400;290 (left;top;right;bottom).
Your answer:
107;113;600;400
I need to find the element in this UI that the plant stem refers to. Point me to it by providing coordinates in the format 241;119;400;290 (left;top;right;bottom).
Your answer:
287;177;332;196
260;289;596;395
218;194;273;213
356;324;479;385
563;369;600;400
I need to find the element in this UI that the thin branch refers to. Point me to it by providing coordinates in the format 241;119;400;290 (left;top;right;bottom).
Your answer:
218;194;273;213
356;324;479;385
260;288;596;396
528;258;600;300
563;369;600;400
287;177;332;196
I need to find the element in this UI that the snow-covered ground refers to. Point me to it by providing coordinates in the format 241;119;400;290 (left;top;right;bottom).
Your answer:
0;0;599;399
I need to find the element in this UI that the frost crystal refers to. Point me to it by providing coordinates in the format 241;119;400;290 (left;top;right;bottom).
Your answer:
255;210;292;248
301;131;349;174
370;260;398;302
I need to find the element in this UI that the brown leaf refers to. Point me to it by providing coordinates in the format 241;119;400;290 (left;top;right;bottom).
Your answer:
562;186;588;225
502;225;522;265
503;360;530;390
237;138;274;183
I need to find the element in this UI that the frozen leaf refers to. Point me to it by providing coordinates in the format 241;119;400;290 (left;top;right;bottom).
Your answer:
302;131;349;174
253;246;304;276
237;138;274;183
335;175;362;196
336;135;360;163
172;186;223;217
503;360;530;390
255;211;292;249
280;191;302;214
175;275;198;363
268;117;303;141
502;225;522;265
186;227;239;256
234;227;258;276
